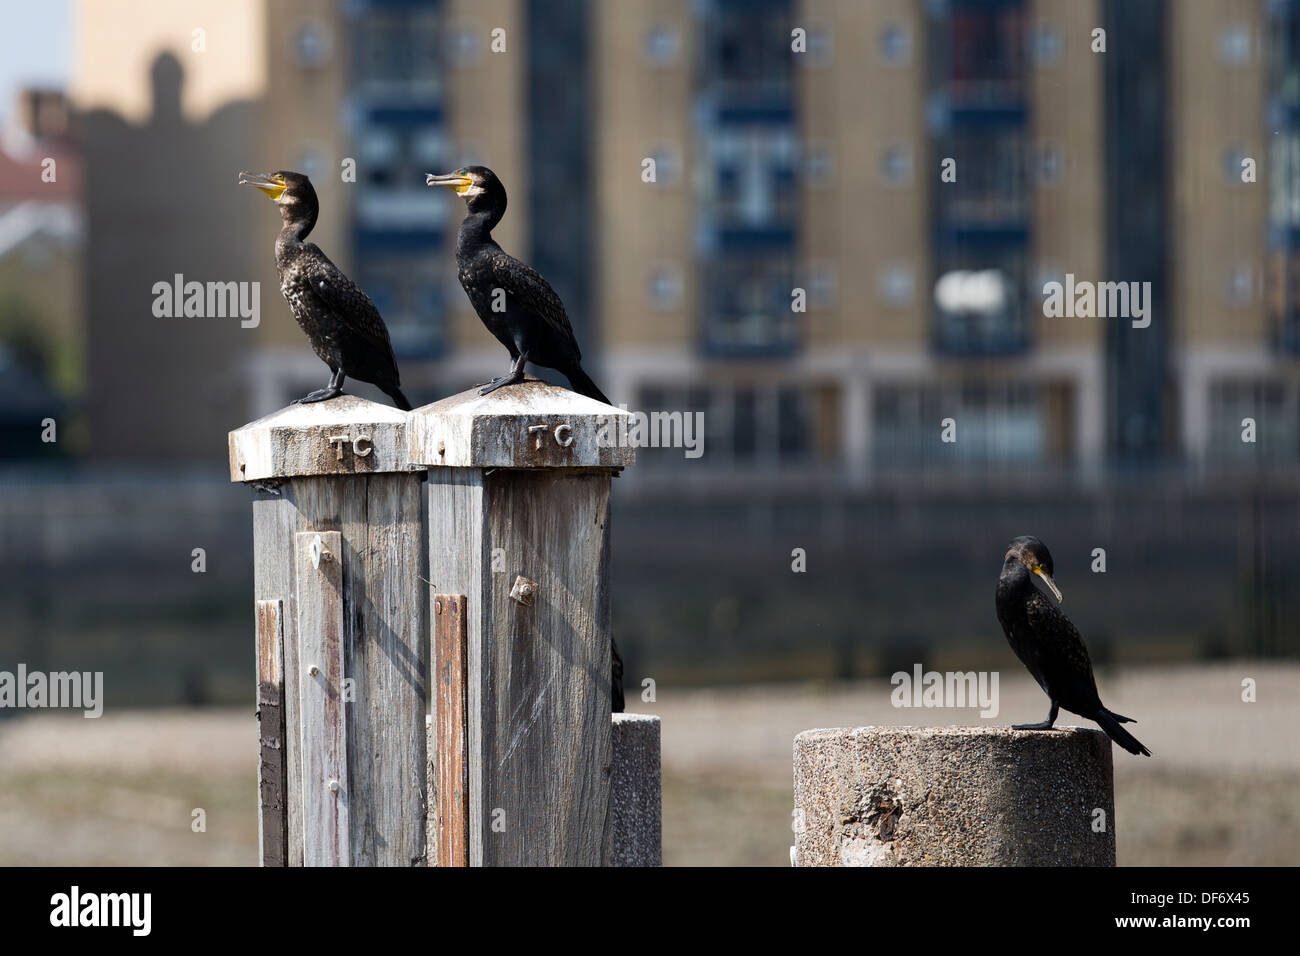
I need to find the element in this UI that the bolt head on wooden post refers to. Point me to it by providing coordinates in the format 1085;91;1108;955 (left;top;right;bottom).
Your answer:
411;380;636;866
231;395;427;867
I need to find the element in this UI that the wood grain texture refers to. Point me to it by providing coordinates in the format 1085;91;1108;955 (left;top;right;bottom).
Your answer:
480;470;613;865
434;593;469;867
255;599;287;867
425;468;487;863
289;475;429;866
427;467;615;865
294;530;348;866
253;494;303;866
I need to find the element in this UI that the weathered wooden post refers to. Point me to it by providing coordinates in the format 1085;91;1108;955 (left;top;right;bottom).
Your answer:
792;726;1116;866
409;380;636;866
230;396;427;866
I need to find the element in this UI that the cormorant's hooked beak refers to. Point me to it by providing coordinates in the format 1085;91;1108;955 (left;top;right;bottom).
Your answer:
426;171;473;195
1033;566;1063;604
239;171;286;200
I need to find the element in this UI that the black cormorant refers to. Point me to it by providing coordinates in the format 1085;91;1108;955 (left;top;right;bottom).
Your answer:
612;638;625;714
239;170;411;410
996;536;1151;756
425;166;611;404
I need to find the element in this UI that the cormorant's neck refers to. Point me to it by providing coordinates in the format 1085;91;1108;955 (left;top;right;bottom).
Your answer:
278;202;317;242
997;561;1034;596
457;207;502;249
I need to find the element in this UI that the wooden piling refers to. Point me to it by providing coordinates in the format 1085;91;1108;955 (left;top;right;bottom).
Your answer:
410;381;635;866
231;396;428;866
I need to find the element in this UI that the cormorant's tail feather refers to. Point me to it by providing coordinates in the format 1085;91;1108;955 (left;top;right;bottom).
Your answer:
1096;709;1151;756
566;367;612;406
386;386;413;411
1108;711;1136;724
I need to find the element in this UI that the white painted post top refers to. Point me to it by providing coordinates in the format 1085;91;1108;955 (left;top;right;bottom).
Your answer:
228;395;412;482
408;379;636;469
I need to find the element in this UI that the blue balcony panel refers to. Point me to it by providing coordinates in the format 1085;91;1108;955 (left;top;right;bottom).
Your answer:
354;228;444;252
715;225;797;250
715;103;795;126
360;104;445;127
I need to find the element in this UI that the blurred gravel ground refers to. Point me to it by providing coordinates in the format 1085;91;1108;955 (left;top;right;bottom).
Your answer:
0;662;1294;866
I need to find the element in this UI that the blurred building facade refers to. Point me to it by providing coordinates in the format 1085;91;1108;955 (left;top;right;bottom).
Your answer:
60;0;1300;475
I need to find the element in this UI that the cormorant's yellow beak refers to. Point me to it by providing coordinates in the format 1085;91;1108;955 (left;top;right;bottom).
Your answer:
239;171;286;200
426;171;473;195
1033;566;1063;604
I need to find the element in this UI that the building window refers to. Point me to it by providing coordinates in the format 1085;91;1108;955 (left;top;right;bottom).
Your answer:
933;265;1028;355
1032;22;1061;66
806;23;833;65
701;256;800;356
631;383;828;469
648;143;683;187
878;24;910;65
647;267;684;310
946;2;1027;105
1225;263;1256;306
807;263;837;308
644;25;680;67
354;8;443;98
292;20;332;69
880;143;914;185
1035;141;1064;186
1219;24;1253;66
879;264;915;308
873;381;1047;468
706;1;793;107
1208;379;1298;463
806;142;834;187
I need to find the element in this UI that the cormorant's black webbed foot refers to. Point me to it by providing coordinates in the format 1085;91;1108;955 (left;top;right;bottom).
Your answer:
293;368;345;405
296;386;344;404
1012;700;1060;731
478;354;528;395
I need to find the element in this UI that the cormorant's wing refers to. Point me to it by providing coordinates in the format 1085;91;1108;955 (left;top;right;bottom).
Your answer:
485;251;579;356
1024;590;1102;711
301;244;400;371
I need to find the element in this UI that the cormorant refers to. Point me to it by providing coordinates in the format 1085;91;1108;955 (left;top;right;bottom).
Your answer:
239;170;411;410
996;536;1151;756
612;638;625;714
425;166;611;404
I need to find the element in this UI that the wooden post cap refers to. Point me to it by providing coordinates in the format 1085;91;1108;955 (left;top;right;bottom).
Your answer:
228;395;413;483
408;379;636;469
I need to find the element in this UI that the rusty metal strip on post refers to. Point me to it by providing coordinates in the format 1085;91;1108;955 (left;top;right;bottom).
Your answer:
255;599;288;867
435;593;469;867
295;531;348;866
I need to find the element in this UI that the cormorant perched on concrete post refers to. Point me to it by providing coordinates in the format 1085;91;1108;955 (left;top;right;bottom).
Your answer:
239;170;411;410
425;166;611;405
996;536;1151;756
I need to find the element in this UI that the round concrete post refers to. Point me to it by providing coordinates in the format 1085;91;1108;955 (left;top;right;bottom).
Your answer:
793;726;1116;866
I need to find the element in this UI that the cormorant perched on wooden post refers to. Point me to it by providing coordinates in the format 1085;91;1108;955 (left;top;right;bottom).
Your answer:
996;536;1151;756
425;166;611;404
239;170;411;410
